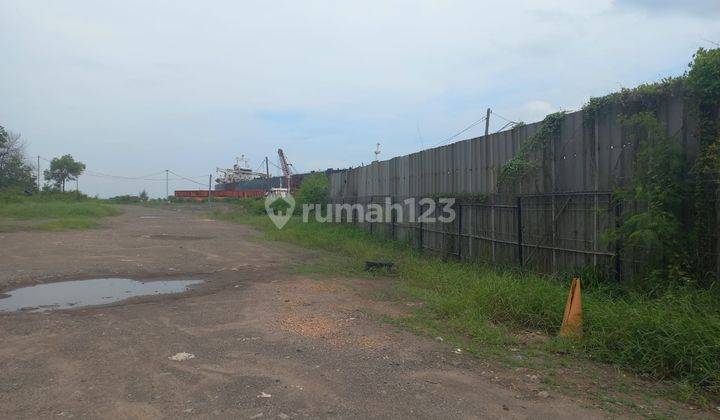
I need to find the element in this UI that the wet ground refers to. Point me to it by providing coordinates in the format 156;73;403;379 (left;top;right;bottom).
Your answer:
0;278;203;313
0;205;685;418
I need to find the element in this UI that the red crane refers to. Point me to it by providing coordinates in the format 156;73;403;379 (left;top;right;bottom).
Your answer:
277;148;292;190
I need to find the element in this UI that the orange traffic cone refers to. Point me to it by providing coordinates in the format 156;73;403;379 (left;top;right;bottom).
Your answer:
559;277;582;339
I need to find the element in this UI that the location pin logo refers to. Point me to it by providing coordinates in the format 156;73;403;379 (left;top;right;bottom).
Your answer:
265;193;295;229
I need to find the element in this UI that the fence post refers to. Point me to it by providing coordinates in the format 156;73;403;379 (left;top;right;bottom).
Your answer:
516;196;523;268
390;196;396;241
457;202;462;259
716;189;720;279
369;196;373;235
490;195;496;264
418;200;423;251
614;199;622;282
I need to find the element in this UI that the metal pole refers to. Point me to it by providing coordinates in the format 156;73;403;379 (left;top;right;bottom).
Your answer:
614;200;622;282
369;196;373;235
484;108;491;138
265;157;270;192
549;118;560;272
517;196;523;268
491;195;496;264
485;108;493;188
165;170;169;199
208;174;212;207
418;201;423;251
391;196;396;240
593;115;600;267
37;155;41;192
457;202;462;259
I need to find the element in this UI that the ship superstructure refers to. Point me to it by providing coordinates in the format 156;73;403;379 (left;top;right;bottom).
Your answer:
215;155;265;186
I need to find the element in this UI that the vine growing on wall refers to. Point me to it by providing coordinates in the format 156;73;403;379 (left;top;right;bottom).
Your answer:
604;112;689;285
582;77;684;124
593;47;720;286
686;47;720;282
498;111;566;185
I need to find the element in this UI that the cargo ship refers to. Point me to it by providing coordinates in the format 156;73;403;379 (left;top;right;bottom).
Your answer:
174;150;342;200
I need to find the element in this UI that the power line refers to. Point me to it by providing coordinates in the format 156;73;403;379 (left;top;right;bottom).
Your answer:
491;111;518;125
433;116;487;147
495;121;516;133
267;160;283;171
84;170;168;180
40;156;172;181
167;170;207;186
84;173;168;181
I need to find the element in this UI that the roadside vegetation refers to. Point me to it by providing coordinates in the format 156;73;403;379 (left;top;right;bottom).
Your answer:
0;125;122;231
0;191;121;231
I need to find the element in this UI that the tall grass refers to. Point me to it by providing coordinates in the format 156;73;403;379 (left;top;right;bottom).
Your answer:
216;202;720;393
0;191;121;230
0;201;121;219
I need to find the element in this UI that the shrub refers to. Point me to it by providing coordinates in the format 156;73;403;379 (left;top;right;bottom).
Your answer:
297;172;329;207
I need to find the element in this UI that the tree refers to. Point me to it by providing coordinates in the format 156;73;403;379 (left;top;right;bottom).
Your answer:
297;172;329;208
44;154;85;192
139;189;149;202
0;126;36;191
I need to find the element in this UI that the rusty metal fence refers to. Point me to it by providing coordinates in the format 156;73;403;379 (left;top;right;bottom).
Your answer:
333;191;621;279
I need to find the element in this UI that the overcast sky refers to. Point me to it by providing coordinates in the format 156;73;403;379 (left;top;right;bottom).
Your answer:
1;0;719;197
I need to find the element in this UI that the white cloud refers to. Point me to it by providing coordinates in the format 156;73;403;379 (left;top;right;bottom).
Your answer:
0;0;718;197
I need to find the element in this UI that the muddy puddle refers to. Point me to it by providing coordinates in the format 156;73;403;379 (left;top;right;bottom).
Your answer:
0;278;203;313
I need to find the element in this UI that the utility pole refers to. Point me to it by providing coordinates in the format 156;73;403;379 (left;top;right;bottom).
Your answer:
484;107;491;138
486;107;493;186
265;156;270;191
208;174;212;206
37;155;41;192
165;169;169;199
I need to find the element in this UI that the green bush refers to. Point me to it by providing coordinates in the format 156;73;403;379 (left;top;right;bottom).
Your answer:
107;195;142;204
297;172;329;208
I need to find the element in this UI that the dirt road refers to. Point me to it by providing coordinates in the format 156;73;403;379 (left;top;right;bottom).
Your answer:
0;205;604;418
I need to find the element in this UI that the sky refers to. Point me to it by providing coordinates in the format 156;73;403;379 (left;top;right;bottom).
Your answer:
1;0;719;197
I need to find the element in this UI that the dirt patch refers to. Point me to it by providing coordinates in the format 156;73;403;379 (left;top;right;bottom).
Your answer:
0;205;707;418
144;234;215;241
279;314;343;338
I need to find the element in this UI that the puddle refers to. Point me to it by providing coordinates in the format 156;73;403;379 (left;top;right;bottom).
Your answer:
0;278;203;313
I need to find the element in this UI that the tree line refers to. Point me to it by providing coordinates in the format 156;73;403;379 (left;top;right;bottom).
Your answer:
0;125;86;193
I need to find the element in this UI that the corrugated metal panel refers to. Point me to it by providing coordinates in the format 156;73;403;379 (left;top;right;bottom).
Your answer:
327;95;699;275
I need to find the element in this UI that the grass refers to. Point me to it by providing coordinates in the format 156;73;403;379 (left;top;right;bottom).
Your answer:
0;191;122;231
215;201;720;400
0;201;121;219
35;218;102;230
